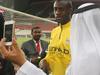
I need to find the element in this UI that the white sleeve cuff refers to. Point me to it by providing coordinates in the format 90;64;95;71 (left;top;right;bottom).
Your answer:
16;61;46;75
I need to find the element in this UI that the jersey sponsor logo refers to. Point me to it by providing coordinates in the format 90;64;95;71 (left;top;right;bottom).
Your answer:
48;46;69;55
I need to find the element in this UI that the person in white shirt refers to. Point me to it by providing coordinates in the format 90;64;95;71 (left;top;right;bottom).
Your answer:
0;38;46;75
67;2;100;75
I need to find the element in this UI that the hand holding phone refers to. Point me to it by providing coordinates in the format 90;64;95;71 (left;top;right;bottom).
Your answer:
3;20;15;45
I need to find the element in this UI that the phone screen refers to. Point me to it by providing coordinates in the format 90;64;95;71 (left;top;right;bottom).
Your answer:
5;24;13;42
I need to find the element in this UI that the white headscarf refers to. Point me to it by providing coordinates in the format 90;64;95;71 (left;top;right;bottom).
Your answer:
70;3;100;75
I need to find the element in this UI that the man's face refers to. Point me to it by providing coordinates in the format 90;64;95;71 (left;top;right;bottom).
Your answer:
32;28;42;41
54;1;72;24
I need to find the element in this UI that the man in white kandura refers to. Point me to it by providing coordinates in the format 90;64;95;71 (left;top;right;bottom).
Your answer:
67;2;100;75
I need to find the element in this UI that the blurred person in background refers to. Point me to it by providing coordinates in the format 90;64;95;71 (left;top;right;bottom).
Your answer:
21;26;48;67
0;13;15;75
39;0;73;75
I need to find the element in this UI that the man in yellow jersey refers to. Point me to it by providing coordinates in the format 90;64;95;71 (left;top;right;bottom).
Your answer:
39;0;73;75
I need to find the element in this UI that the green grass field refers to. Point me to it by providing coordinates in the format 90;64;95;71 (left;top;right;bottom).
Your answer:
17;37;31;47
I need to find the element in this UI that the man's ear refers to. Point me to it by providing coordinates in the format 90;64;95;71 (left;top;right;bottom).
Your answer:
40;32;43;36
31;30;33;35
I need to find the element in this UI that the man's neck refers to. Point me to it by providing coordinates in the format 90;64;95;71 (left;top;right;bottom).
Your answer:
33;39;40;43
61;18;70;25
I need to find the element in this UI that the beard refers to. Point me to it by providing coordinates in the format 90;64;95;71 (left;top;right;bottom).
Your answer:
33;35;41;41
55;15;71;25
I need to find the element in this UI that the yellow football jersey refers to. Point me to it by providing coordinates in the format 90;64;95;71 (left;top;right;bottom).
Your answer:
45;22;71;75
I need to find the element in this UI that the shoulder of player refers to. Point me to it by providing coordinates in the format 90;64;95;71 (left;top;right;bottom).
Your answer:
51;26;60;33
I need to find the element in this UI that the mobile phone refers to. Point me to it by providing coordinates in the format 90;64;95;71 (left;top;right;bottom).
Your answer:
3;20;15;45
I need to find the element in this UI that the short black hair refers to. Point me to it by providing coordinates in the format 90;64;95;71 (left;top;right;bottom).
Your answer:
55;0;72;8
31;26;41;34
0;13;5;40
